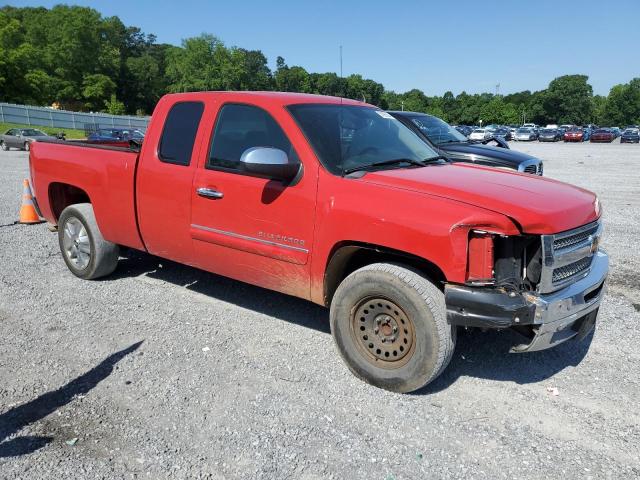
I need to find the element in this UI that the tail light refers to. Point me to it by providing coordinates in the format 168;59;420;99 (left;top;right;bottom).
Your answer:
467;230;494;282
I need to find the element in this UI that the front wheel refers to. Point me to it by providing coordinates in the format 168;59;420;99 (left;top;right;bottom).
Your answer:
330;263;456;393
58;203;119;279
0;141;8;151
23;142;30;152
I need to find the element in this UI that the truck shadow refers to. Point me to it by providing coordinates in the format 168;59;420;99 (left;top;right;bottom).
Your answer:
109;249;330;334
0;342;142;458
417;328;594;395
109;250;593;391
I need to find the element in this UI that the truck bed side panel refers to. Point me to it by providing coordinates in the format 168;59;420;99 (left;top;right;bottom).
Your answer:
30;142;145;250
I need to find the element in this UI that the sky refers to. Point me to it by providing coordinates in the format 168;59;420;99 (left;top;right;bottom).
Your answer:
10;0;640;96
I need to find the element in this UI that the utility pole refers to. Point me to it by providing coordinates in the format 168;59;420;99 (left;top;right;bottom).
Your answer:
495;83;500;96
401;100;404;111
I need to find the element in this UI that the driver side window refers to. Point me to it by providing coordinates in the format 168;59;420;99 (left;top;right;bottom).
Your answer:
208;104;297;173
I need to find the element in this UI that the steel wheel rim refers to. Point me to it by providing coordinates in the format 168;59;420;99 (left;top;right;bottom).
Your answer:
350;296;416;369
62;216;91;270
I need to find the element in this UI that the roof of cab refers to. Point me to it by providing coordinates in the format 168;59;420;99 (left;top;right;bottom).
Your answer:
161;91;371;107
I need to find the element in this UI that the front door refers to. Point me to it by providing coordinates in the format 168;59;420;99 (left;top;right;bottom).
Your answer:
190;102;318;299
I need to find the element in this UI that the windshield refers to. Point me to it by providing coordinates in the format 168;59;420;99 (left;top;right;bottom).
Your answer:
472;129;484;133
21;129;46;136
408;115;468;145
287;105;437;175
516;128;531;133
541;129;557;133
624;129;638;134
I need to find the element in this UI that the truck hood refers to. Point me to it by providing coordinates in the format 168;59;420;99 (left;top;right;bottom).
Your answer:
362;163;599;234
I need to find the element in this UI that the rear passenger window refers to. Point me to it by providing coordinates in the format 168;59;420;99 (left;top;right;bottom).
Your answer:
208;104;295;172
159;101;204;166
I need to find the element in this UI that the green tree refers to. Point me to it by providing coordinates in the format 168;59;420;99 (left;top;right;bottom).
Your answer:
599;79;640;126
104;93;126;115
82;73;116;111
543;75;593;125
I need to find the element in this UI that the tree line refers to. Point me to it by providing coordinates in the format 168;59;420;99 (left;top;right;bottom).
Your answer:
1;5;639;127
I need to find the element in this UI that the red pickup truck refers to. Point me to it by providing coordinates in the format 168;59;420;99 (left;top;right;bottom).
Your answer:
29;92;608;393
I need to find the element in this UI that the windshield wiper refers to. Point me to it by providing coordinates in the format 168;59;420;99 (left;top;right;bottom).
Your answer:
422;155;450;164
343;156;448;175
343;158;426;175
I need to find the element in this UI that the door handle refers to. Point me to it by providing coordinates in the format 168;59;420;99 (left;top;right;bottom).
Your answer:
196;187;224;200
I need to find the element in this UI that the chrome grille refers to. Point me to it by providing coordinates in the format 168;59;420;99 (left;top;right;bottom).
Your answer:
524;165;537;174
553;222;599;250
539;220;602;293
552;257;593;284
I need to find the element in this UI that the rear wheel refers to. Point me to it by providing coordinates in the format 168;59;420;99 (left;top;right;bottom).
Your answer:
23;142;30;151
58;203;119;280
0;141;8;151
330;263;456;393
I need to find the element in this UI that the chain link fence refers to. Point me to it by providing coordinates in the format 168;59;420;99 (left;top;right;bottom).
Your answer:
0;102;150;134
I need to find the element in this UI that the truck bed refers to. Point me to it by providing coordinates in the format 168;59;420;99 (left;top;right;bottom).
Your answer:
29;139;145;250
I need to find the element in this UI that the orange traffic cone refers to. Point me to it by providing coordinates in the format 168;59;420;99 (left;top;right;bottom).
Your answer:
19;179;44;224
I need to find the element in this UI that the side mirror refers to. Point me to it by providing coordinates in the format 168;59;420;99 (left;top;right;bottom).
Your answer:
239;147;300;183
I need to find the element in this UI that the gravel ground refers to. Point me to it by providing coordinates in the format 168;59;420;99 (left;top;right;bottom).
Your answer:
1;142;639;479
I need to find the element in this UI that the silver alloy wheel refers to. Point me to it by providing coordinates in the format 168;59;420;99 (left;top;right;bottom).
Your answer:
62;216;91;270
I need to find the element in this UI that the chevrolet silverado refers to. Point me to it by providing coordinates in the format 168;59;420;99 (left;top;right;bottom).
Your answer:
28;92;608;393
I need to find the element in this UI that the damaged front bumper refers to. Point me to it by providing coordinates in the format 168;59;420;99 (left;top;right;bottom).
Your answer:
445;251;608;353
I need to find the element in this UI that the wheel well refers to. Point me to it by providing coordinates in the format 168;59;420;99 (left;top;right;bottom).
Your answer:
323;242;447;306
49;183;91;222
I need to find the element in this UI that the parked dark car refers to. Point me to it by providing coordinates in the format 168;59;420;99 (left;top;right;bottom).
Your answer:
538;128;563;142
493;127;512;141
590;129;615;143
621;128;640;143
87;128;145;147
389;111;543;175
454;125;473;137
0;128;56;151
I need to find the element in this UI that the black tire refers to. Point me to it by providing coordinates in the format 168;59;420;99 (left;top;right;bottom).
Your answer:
23;142;30;152
58;203;119;280
330;263;456;393
0;141;8;151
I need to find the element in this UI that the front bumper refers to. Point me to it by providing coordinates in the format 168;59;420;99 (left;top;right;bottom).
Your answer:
445;251;608;352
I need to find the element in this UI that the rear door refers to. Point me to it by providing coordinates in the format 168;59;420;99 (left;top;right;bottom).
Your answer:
136;100;206;265
6;129;19;148
190;102;318;299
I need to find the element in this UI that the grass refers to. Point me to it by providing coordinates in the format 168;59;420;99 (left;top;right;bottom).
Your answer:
0;122;87;140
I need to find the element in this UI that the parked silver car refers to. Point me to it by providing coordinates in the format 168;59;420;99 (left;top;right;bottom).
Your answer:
514;127;538;141
469;128;489;140
0;128;56;151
